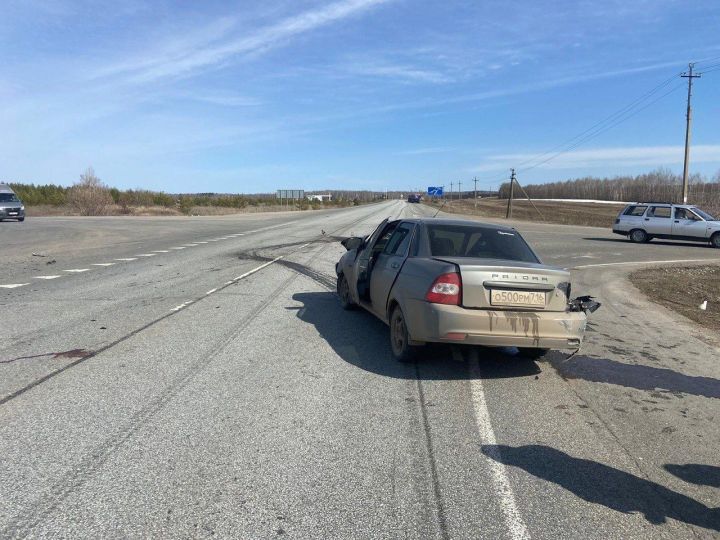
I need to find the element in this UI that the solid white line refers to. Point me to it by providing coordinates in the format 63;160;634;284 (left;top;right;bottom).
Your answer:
0;283;30;288
233;255;284;282
469;357;530;540
206;288;218;295
64;268;90;273
115;258;138;261
135;253;156;257
152;250;170;253
33;275;62;279
573;258;719;269
91;263;116;267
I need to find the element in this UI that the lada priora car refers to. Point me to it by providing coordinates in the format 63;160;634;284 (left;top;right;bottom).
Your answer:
336;217;599;361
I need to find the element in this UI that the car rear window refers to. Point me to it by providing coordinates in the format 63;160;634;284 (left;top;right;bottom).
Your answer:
0;193;20;202
426;225;538;263
623;205;647;216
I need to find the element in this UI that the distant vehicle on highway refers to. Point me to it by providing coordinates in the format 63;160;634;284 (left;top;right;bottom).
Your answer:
613;202;720;247
0;184;25;222
336;218;598;361
407;194;421;203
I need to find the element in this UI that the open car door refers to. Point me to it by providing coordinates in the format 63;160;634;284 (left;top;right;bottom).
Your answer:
354;218;390;301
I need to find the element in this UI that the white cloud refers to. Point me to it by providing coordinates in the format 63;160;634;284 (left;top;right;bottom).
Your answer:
95;0;394;85
470;145;720;172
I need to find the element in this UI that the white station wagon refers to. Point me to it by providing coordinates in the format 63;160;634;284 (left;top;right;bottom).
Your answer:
613;203;720;248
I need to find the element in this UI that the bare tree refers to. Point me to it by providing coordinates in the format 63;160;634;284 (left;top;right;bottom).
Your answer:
67;167;114;215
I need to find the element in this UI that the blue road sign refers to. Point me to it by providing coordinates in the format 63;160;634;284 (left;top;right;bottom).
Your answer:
427;186;444;196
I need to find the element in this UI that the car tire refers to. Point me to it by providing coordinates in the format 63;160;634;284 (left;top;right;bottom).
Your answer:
390;306;417;362
517;347;549;360
629;229;649;243
711;233;720;249
337;274;356;310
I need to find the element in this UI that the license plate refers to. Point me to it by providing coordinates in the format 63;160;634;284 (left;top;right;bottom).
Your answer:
490;289;546;307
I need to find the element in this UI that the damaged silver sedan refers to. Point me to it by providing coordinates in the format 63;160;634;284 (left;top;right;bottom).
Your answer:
335;218;599;361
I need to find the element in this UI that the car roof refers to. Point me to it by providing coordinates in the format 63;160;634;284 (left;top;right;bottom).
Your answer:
395;217;517;232
0;184;15;193
628;202;696;207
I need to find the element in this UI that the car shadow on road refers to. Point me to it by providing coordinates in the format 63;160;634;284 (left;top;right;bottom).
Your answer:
482;444;720;531
582;237;714;249
543;352;720;399
291;291;541;381
665;464;720;488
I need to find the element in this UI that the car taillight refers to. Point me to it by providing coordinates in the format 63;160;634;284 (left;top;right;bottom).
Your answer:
426;272;461;305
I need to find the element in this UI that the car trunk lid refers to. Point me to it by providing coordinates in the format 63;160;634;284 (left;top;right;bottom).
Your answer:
432;257;571;311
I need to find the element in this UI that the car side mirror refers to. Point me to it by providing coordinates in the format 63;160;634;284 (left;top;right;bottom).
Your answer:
341;237;364;251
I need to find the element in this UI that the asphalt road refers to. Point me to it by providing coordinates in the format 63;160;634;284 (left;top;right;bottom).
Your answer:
2;201;720;539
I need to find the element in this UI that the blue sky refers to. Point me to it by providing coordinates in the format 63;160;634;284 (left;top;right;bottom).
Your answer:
1;0;719;193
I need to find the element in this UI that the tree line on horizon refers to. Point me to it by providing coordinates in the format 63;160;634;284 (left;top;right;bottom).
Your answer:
497;168;720;213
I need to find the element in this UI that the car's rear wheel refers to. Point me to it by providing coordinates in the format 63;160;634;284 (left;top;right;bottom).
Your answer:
629;229;649;243
337;274;355;310
517;347;549;360
711;233;720;249
390;306;417;362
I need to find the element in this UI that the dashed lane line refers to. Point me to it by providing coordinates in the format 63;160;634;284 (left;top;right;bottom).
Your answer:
170;247;186;250
33;275;62;280
64;269;90;273
92;263;116;267
0;283;30;289
115;258;138;261
152;250;170;253
135;253;156;257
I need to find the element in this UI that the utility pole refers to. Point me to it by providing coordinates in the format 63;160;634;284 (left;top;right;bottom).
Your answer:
458;180;462;201
681;63;701;204
473;176;478;211
505;169;516;219
450;181;454;201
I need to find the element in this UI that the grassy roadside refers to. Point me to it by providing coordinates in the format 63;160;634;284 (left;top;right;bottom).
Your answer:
630;265;720;332
424;198;625;228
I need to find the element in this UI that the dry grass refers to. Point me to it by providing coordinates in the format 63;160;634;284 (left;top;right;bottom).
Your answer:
630;265;720;332
426;198;625;228
25;203;313;217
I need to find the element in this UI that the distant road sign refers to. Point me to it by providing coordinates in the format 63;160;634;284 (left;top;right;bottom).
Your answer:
427;186;444;196
276;189;305;200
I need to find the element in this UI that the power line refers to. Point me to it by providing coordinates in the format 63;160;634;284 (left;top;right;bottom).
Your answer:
517;81;685;174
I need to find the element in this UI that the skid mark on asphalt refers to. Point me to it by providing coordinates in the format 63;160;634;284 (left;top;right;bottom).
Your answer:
0;349;92;365
469;350;530;540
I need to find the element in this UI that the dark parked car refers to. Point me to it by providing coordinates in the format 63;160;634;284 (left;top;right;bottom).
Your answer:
336;218;597;361
407;194;421;203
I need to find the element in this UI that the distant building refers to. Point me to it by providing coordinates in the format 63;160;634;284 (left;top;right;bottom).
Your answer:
308;194;332;202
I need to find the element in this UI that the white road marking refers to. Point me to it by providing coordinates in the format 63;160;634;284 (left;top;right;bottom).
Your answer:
64;268;90;273
33;275;62;279
152;250;170;253
170;300;194;312
92;263;116;267
0;283;30;288
469;356;530;540
183;244;198;247
232;255;284;282
573;258;719;269
170;247;186;250
135;253;156;257
115;258;138;261
206;288;218;295
195;241;208;244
